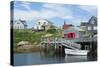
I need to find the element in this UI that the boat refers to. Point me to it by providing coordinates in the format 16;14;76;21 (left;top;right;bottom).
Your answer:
65;48;89;56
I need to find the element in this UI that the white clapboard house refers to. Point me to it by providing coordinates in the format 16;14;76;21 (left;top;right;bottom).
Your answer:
34;19;53;31
13;19;27;29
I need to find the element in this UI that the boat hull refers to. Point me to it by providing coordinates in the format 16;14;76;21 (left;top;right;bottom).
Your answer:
65;48;89;56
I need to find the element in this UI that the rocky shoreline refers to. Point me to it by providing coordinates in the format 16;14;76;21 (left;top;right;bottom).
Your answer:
14;45;43;53
14;41;43;53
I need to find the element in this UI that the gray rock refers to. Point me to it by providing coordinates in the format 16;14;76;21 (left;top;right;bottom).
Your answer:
17;41;30;46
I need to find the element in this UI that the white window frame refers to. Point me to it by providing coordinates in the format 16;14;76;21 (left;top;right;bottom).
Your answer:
88;26;91;30
94;26;97;30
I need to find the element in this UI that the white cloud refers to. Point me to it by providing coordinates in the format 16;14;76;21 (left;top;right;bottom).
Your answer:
14;2;97;23
14;9;39;20
13;2;97;28
14;9;58;21
64;15;89;26
14;3;73;21
62;16;73;19
79;6;97;15
70;18;87;26
43;3;73;19
39;9;58;18
20;1;32;10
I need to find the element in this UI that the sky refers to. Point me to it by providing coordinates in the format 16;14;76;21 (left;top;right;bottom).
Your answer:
11;1;97;28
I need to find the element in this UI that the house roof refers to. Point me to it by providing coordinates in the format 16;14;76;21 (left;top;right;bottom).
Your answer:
35;19;53;24
19;19;27;25
14;19;27;27
81;16;97;26
62;21;73;29
88;16;97;25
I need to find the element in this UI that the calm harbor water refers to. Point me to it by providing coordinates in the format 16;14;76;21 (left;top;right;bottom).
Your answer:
14;51;96;66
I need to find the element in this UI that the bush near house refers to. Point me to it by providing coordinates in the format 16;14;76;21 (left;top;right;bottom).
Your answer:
47;29;57;34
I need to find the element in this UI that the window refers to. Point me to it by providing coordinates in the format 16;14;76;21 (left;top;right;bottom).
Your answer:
91;19;95;24
37;26;39;30
17;22;20;24
88;27;91;30
38;22;40;25
44;22;46;25
94;26;97;30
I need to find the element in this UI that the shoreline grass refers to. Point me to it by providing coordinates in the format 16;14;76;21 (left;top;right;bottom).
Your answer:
13;29;62;53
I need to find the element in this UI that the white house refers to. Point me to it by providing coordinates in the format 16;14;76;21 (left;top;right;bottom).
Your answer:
13;19;27;29
34;19;53;31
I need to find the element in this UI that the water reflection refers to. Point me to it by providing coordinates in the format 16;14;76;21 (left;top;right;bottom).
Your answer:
65;55;87;63
14;48;96;66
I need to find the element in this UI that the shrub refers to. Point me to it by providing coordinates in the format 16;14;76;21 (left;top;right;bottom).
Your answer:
47;29;57;34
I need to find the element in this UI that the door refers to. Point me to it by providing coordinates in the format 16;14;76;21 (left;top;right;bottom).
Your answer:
67;32;75;39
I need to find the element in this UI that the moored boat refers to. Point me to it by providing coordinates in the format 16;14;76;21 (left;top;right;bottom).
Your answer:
65;48;89;56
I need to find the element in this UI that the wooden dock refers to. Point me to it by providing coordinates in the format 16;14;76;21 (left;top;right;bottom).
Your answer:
41;37;97;50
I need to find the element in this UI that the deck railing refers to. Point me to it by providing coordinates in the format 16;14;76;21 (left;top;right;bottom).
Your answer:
41;37;97;50
41;37;97;43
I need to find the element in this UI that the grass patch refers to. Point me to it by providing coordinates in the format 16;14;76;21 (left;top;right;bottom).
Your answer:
13;29;62;46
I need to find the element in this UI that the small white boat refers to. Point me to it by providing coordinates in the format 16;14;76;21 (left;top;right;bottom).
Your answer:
65;48;89;56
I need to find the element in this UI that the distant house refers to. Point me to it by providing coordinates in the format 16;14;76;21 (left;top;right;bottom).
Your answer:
62;22;84;39
63;27;84;39
80;16;97;34
13;19;27;29
80;22;88;30
62;20;73;29
34;19;53;31
87;16;97;34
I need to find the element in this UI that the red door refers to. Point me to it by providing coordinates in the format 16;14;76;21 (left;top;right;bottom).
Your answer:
67;32;76;39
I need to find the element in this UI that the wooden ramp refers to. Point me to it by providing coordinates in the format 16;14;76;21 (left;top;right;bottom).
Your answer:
62;43;80;50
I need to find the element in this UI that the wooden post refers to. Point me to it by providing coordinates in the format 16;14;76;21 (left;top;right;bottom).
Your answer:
47;43;48;50
55;43;56;49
